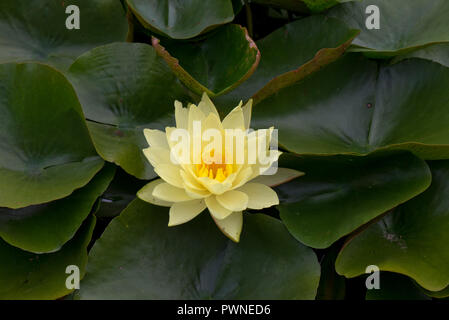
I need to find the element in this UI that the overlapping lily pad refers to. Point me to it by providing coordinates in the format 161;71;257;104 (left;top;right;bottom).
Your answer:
252;0;359;13
0;165;114;254
252;54;449;159
0;63;104;209
215;15;359;107
328;0;449;57
68;43;192;179
365;272;430;300
394;43;449;68
0;0;128;70
79;199;320;299
0;215;95;299
336;161;449;291
126;0;235;39
276;152;431;248
152;24;260;97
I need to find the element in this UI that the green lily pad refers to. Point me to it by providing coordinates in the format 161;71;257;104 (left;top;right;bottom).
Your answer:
393;43;449;68
215;15;359;107
328;0;449;57
0;215;96;299
252;0;359;13
0;63;104;209
276;151;431;248
152;24;260;97
68;42;192;179
79;199;320;299
365;272;431;300
422;285;449;299
126;0;235;39
336;161;449;291
0;0;128;70
0;164;114;254
252;54;449;159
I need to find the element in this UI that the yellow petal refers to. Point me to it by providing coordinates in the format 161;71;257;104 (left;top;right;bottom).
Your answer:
143;129;169;148
198;176;233;195
216;190;248;212
153;182;193;202
168;199;206;226
154;164;184;188
232;166;253;189
250;167;304;187
222;104;245;130
205;195;233;220
198;92;219;117
143;146;171;168
175;100;189;129
137;179;172;207
188;104;206;131
242;99;252;130
237;183;279;210
211;211;243;242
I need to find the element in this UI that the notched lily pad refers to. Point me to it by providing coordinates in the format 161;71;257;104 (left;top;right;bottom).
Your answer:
152;24;260;97
336;161;449;292
0;165;115;254
0;62;104;209
68;42;192;179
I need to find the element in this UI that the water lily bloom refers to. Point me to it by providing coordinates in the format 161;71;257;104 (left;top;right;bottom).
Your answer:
138;93;302;242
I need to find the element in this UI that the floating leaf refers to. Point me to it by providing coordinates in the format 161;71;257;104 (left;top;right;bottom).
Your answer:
126;0;235;39
0;165;114;253
79;199;320;299
0;215;96;299
366;272;431;300
0;0;128;70
328;0;449;57
336;161;449;291
152;24;260;97
276;152;431;248
252;54;449;159
0;63;103;209
68;43;192;179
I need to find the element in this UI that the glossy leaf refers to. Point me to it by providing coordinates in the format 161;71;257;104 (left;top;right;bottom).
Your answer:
126;0;235;39
328;0;449;57
252;0;359;13
0;215;96;300
79;199;320;299
68;43;192;179
336;161;449;291
0;165;114;254
276;151;431;248
0;0;128;70
394;43;449;68
252;54;449;159
216;15;359;107
0;63;103;209
152;24;260;97
366;272;430;300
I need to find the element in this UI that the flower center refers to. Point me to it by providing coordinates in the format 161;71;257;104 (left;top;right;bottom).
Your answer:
195;149;233;182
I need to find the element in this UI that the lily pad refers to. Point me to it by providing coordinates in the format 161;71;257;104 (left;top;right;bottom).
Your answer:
328;0;449;57
0;0;128;70
252;54;449;159
0;62;104;209
252;0;359;13
276;151;431;248
365;272;430;300
68;42;192;179
215;15;359;107
0;215;96;299
152;24;260;97
126;0;235;39
336;161;449;291
79;199;320;299
0;165;114;254
393;43;449;68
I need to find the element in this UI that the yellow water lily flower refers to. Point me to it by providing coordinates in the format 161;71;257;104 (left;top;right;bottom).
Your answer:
138;93;302;242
